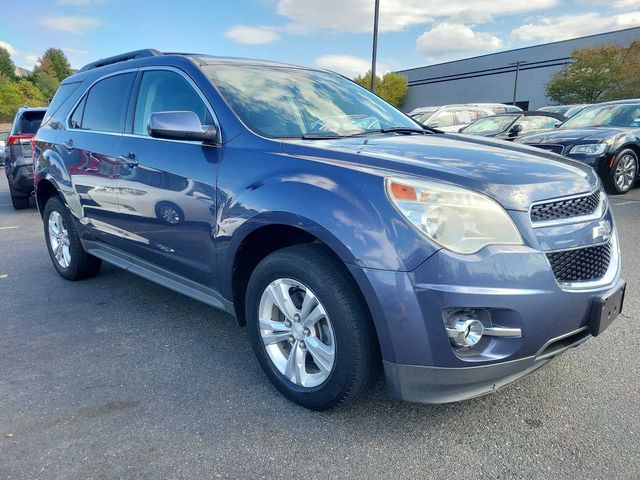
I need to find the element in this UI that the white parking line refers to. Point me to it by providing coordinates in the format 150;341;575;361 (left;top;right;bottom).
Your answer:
0;226;20;230
0;274;8;279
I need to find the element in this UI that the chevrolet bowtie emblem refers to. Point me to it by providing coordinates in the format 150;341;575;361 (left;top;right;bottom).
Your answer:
593;220;612;242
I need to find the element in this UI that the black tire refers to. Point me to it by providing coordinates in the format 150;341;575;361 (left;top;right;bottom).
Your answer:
9;184;30;210
246;244;379;410
43;195;102;280
605;148;638;194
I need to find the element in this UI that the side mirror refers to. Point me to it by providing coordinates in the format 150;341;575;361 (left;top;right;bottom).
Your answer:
148;111;219;144
509;124;523;136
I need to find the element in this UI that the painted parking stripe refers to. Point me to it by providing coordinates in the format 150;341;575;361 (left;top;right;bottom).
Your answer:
0;274;8;279
0;226;20;230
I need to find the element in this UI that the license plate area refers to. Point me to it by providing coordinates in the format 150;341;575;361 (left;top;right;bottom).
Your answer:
589;283;625;336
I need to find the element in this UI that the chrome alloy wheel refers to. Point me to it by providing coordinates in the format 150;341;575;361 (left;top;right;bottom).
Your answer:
615;153;638;191
48;210;71;269
159;205;181;224
258;278;336;388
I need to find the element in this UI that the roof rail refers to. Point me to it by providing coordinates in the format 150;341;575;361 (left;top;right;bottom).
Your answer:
78;49;162;72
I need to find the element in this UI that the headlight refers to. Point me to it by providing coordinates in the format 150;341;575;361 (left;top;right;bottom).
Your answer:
386;177;523;254
569;143;608;155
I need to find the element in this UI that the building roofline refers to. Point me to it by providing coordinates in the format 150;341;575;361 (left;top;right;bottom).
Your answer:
397;26;640;74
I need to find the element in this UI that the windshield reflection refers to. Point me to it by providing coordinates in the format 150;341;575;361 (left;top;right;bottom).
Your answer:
203;64;417;138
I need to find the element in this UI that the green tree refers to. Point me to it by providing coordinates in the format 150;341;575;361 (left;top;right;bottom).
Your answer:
0;79;46;122
354;70;408;108
0;47;16;80
545;42;640;104
33;48;72;82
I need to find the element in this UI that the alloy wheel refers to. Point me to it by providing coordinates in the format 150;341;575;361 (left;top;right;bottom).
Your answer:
48;210;71;269
615;154;638;191
258;278;336;388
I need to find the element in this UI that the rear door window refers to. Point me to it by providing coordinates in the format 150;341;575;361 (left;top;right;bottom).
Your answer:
71;73;135;133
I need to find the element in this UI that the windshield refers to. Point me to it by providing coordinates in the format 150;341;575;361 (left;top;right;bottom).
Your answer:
462;115;516;134
561;103;640;129
411;109;437;122
203;64;418;138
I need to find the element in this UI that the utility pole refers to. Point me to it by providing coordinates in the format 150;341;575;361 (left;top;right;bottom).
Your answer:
370;0;380;92
509;61;526;106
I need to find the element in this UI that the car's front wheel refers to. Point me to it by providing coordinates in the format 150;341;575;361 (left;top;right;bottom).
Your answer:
43;196;102;280
246;244;379;410
606;148;638;194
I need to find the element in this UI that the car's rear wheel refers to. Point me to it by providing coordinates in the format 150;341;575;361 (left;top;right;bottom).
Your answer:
43;196;102;280
245;244;379;410
8;184;30;210
606;148;638;194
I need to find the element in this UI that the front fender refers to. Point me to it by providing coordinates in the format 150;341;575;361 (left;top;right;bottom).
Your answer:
215;141;439;293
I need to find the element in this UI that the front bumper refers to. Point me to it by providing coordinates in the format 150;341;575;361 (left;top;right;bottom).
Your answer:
384;325;593;403
347;205;623;403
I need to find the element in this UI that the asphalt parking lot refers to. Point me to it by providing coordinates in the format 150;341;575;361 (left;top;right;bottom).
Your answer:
0;175;639;480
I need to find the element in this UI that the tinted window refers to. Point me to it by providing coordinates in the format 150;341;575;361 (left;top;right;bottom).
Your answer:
15;111;45;134
74;73;134;133
133;70;213;136
42;82;81;125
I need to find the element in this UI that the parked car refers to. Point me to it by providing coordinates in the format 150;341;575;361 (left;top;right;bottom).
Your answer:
468;103;523;114
4;107;47;209
539;104;589;118
0;131;8;166
459;111;565;140
34;50;625;410
518;99;640;194
408;104;493;132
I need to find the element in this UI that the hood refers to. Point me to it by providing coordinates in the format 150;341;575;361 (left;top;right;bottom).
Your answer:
281;133;598;211
518;126;628;144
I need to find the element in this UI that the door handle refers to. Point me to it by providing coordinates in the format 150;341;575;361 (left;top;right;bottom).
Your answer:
117;152;138;167
61;139;74;150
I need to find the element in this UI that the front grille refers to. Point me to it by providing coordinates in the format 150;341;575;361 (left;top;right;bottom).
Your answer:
531;189;602;223
546;242;612;283
534;144;564;155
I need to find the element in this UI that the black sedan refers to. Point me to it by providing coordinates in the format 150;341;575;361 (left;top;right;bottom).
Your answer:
517;99;640;194
459;111;565;141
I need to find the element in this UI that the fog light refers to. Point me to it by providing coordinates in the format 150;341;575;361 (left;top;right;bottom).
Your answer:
447;317;484;347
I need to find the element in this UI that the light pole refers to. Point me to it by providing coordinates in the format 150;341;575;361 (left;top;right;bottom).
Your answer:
370;0;380;92
509;61;526;106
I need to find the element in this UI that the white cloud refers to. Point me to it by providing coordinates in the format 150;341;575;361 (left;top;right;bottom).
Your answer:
314;54;387;78
416;23;503;56
23;54;39;69
276;0;558;33
225;25;280;44
38;16;101;34
512;11;640;43
0;40;16;56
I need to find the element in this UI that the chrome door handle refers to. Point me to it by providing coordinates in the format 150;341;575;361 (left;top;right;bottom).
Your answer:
61;139;73;150
117;153;138;167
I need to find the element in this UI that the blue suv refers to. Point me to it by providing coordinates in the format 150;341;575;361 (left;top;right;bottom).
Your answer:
34;50;626;410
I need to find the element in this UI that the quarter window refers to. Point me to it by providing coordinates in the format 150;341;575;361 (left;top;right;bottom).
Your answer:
133;70;213;136
70;73;134;133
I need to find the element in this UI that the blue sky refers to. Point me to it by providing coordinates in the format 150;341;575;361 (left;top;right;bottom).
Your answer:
1;0;639;77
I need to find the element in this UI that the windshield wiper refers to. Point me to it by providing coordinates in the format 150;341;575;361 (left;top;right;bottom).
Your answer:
301;133;346;140
380;127;431;134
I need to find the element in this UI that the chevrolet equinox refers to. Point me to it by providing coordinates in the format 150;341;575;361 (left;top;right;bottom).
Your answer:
33;50;626;410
